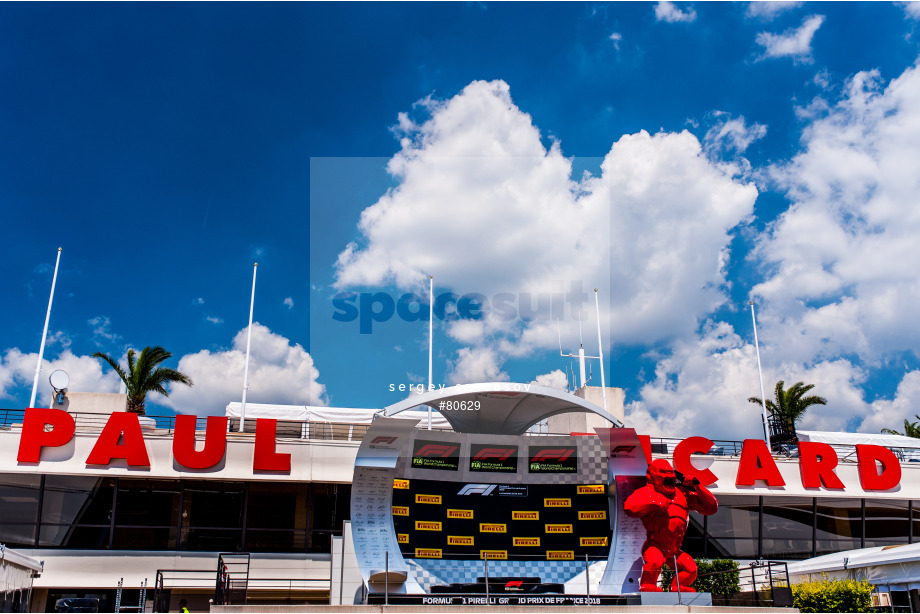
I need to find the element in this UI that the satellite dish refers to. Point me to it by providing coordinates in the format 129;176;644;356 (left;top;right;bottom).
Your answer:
49;369;69;391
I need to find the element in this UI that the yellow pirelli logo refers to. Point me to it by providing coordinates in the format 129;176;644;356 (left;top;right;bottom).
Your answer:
545;524;573;533
415;521;442;531
580;537;608;547
392;506;409;516
415;548;442;558
416;494;442;504
512;511;539;520
513;537;541;547
447;509;474;519
546;551;574;560
479;523;507;533
543;498;571;508
578;510;607;521
480;550;508;560
393;479;410;489
397;534;409;544
447;535;474;546
577;484;605;494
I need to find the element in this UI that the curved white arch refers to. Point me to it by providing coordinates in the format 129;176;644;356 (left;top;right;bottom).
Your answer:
381;382;623;434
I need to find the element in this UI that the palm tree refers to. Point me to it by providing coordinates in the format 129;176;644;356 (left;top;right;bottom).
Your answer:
92;346;192;415
748;380;827;430
881;415;920;438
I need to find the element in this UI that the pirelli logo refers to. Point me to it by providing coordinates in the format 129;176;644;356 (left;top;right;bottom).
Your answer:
448;535;474;546
480;523;507;533
415;521;442;531
480;550;508;560
546;551;574;560
512;511;539;520
580;537;608;547
447;509;474;519
545;524;573;534
393;479;410;489
392;506;409;516
397;534;409;544
415;548;442;558
578;510;608;521
577;484;605;494
513;537;541;547
544;498;571;508
415;494;442;504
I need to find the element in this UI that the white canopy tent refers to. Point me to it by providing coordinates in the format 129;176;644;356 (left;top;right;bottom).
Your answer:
225;402;450;429
787;543;920;592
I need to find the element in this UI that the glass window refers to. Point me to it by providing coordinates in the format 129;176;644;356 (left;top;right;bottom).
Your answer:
115;480;180;527
706;495;759;559
762;497;814;560
0;474;40;547
246;483;306;530
815;497;861;555
865;499;909;548
180;481;243;552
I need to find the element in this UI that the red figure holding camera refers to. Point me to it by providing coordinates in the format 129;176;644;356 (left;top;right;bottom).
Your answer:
624;459;718;592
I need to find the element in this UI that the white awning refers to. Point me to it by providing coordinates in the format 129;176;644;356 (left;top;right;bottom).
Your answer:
798;431;920;449
225;402;449;428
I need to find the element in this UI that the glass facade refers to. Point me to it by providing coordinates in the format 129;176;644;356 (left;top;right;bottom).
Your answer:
689;495;915;560
0;473;349;553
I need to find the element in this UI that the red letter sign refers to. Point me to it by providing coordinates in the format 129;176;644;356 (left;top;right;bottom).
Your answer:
797;442;845;489
17;408;75;462
673;436;718;486
735;439;785;487
254;419;291;472
173;415;227;469
86;412;151;467
856;444;901;491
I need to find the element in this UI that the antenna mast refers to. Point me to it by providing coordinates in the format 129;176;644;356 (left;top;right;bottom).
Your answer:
30;247;62;409
594;289;608;412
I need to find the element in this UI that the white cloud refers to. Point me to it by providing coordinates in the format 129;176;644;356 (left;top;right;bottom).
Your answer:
609;32;622;51
654;1;697;23
193;298;205;305
87;316;121;346
161;323;327;416
746;1;803;20
859;371;920;434
0;348;121;407
283;297;294;309
756;15;824;62
899;2;920;19
531;369;569;391
755;62;920;366
205;316;224;325
332;80;757;380
703;112;768;155
447;347;508;385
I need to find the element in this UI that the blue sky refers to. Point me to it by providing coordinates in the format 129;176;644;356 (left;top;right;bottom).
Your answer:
3;2;920;440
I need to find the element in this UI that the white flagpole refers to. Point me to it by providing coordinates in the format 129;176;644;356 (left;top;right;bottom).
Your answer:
30;247;62;409
750;301;772;449
428;275;433;430
239;262;258;433
593;289;608;412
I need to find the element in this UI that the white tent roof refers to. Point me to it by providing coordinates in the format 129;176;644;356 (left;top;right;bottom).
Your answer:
382;382;623;435
224;402;450;428
787;543;920;590
798;430;920;449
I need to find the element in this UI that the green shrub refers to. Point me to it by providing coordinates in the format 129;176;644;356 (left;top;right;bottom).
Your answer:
791;576;874;613
658;558;740;594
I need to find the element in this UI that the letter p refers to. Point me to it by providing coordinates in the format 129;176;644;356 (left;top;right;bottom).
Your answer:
359;292;395;334
18;408;75;462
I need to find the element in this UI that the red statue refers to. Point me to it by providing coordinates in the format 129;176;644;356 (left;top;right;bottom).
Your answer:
624;459;718;592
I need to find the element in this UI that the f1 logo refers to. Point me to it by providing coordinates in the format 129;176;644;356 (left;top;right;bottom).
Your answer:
370;436;398;445
504;580;523;589
531;448;574;462
415;444;459;457
611;445;636;454
472;447;515;461
457;484;497;496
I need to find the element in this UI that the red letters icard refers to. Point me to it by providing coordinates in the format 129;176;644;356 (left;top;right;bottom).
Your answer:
254;419;291;472
17;408;75;463
173;415;227;469
86;412;151;467
735;439;785;487
797;442;845;489
856;444;901;491
673;436;718;486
